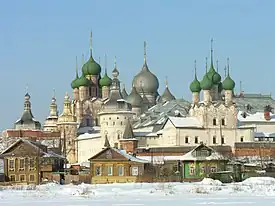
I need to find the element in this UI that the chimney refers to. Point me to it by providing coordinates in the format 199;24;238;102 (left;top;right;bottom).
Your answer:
264;105;271;121
114;142;118;149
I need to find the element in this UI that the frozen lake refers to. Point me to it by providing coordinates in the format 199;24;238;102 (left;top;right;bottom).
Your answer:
1;177;275;206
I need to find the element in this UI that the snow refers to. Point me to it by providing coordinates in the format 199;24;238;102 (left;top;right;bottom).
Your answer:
168;116;203;128
1;177;275;205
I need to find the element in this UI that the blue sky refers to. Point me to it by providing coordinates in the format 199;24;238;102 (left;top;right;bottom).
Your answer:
0;0;274;131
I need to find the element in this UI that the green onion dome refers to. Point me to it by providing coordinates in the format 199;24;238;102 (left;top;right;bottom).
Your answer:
222;74;235;90
200;73;213;90
207;65;221;84
78;73;90;87
71;77;80;89
99;70;112;87
189;75;201;93
82;55;101;76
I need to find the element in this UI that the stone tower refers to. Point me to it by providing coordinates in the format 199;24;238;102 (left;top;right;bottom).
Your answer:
57;92;78;163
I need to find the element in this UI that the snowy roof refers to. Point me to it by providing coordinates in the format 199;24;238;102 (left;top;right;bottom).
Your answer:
133;99;191;129
180;144;225;161
76;132;101;141
89;147;149;164
235;93;275;114
254;132;275;137
238;111;275;122
166;116;202;128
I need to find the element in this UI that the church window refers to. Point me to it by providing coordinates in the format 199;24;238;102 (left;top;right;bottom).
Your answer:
213;136;217;144
113;122;115;126
221;118;225;126
195;136;199;144
95;118;98;126
68;141;72;145
118;134;120;139
117;117;119;119
221;136;225;144
120;121;123;125
185;136;189;144
106;122;108;126
124;117;127;119
109;117;111;120
213;118;217;126
95;166;102;176
240;136;244;142
86;119;90;126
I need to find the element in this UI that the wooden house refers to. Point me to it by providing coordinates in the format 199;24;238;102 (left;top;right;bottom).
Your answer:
0;139;64;184
89;137;154;184
180;143;228;181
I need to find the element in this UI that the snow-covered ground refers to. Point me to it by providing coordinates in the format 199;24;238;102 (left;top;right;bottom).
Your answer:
1;177;275;205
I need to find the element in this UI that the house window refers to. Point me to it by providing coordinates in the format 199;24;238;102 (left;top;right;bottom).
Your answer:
19;174;25;182
195;136;199;144
9;175;15;182
29;158;35;169
200;166;205;174
29;174;35;182
185;136;189;144
9;159;15;170
19;158;25;170
95;166;102;176
221;136;225;144
107;166;113;176
189;167;195;175
213;136;217;144
240;136;244;142
213;118;217;126
118;166;124;176
131;166;139;176
210;167;217;173
221;118;225;126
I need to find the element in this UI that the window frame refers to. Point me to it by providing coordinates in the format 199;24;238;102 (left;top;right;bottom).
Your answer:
118;166;124;176
107;165;113;176
95;166;102;176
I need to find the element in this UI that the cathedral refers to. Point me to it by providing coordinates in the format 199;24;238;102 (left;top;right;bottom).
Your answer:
6;32;275;165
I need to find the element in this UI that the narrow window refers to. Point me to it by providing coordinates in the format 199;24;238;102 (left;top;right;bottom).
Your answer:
185;136;189;144
213;136;216;144
189;167;195;175
221;118;225;126
95;166;102;176
221;136;225;144
195;136;198;144
9;159;14;169
29;158;35;169
9;175;15;182
19;159;25;170
213;118;217;126
19;175;25;182
118;166;124;176
107;166;113;176
113;122;115;126
29;174;35;182
240;136;244;142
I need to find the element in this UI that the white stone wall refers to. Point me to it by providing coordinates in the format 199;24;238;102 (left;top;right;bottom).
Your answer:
77;137;102;163
99;112;134;146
